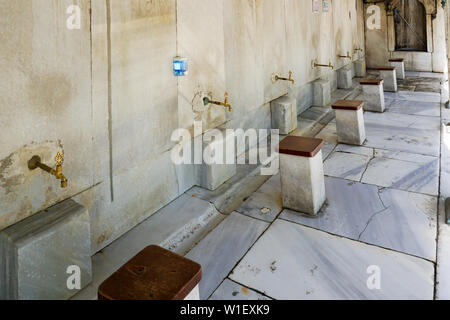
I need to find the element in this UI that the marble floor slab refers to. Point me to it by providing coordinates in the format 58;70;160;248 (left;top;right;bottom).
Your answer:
384;91;441;103
361;156;439;196
209;279;271;300
324;152;372;182
280;177;437;261
237;175;282;222
364;111;441;131
230;220;434;300
364;121;440;157
186;212;269;300
385;99;441;117
323;144;439;195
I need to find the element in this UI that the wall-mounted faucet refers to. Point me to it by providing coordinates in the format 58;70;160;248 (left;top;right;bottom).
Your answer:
203;92;232;112
354;48;364;53
313;60;334;70
28;152;68;188
338;52;352;60
274;71;295;85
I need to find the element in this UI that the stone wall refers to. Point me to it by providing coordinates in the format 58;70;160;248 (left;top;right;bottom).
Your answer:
0;0;365;254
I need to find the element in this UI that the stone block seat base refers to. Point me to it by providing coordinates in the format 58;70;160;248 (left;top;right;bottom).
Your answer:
360;78;386;113
377;66;398;92
98;245;202;300
278;136;326;216
271;95;298;134
389;58;405;80
332;100;366;146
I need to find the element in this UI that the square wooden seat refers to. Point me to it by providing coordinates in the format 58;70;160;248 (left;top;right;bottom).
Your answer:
278;136;324;158
332;100;364;111
98;245;202;300
377;66;396;71
360;78;383;86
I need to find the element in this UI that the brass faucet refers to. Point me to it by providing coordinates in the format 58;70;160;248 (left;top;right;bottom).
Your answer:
275;71;295;85
28;152;68;188
354;48;364;52
203;92;233;112
313;60;334;70
338;52;352;60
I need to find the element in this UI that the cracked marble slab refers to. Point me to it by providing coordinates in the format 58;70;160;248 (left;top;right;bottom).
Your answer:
186;212;269;300
237;175;282;222
323;145;438;195
361;156;439;196
230;219;434;300
209;279;271;300
280;177;437;260
324;152;372;182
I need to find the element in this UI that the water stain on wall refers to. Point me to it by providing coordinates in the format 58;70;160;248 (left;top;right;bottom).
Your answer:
27;73;73;115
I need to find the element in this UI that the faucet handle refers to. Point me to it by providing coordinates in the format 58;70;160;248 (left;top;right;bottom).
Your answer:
55;152;64;166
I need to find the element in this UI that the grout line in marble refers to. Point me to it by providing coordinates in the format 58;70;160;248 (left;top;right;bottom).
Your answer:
277;216;437;264
205;206;291;300
205;220;272;300
226;278;276;301
433;96;445;299
324;173;438;198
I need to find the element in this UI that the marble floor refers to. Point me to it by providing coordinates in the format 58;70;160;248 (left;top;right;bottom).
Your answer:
75;72;450;300
199;74;446;300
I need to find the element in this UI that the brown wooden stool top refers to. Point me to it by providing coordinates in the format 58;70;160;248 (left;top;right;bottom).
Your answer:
389;58;404;62
360;79;383;85
332;100;364;111
278;136;324;158
378;66;396;71
98;245;202;300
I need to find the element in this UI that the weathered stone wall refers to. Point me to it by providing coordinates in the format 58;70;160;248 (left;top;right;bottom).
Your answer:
0;0;365;254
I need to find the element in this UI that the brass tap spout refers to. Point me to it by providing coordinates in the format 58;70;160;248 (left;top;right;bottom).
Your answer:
338;52;352;60
314;61;334;70
203;92;233;112
354;48;364;52
28;152;68;188
275;71;295;85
